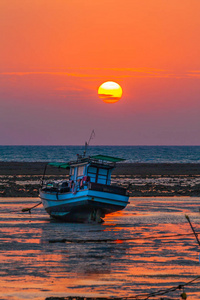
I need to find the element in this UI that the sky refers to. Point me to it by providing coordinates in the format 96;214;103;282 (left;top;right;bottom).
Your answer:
0;0;200;145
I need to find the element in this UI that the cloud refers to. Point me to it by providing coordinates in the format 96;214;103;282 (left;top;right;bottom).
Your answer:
98;94;121;102
0;71;92;77
55;87;84;91
186;70;200;78
1;68;200;79
98;94;114;98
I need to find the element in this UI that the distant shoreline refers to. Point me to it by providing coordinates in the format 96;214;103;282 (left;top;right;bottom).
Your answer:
0;162;200;175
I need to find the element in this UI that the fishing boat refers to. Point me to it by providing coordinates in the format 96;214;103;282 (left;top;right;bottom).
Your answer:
39;154;129;223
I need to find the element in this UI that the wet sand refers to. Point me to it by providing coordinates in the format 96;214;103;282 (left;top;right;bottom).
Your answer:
0;197;200;300
1;162;200;175
0;162;200;197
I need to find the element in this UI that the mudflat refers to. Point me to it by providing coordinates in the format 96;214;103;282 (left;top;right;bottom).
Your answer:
0;162;200;197
0;162;200;175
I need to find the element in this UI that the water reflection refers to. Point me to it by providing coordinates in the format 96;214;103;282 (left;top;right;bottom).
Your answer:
40;221;128;277
0;197;200;300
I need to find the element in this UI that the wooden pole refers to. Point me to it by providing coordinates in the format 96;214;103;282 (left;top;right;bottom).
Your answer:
185;215;200;247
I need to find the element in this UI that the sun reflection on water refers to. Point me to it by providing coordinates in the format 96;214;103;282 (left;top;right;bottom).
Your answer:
0;197;200;299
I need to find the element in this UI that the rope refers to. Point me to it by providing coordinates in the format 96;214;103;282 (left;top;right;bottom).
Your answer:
21;201;42;213
48;231;200;243
45;276;200;300
125;275;200;299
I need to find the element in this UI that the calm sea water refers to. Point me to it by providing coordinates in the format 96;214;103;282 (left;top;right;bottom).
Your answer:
0;146;199;163
0;197;200;299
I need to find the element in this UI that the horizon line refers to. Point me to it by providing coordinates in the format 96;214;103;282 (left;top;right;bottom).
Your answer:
0;145;200;147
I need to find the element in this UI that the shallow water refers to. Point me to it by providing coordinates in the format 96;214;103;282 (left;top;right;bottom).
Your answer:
0;197;200;300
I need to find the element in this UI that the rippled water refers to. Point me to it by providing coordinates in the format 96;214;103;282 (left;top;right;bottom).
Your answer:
0;197;200;300
0;145;200;163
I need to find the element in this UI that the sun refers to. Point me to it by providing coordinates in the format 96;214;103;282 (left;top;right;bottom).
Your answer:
98;81;123;103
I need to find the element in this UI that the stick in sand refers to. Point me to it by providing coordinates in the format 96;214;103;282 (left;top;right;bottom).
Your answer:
185;215;200;247
22;202;42;213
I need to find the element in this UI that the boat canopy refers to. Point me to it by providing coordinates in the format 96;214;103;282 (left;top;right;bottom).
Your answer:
48;162;70;169
48;155;125;170
91;155;125;162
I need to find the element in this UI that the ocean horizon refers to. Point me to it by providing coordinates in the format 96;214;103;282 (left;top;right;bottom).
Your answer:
0;145;199;163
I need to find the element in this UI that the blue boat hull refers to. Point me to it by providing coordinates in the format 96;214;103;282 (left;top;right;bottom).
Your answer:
39;188;129;222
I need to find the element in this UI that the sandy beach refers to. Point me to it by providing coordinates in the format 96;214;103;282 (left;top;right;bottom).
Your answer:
0;162;200;197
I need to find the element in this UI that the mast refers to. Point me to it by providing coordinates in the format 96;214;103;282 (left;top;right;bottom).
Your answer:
83;130;95;157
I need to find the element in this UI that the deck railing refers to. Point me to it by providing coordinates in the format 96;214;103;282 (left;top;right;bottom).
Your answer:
89;182;127;196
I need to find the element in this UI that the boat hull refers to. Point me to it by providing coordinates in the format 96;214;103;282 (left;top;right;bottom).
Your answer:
39;188;129;222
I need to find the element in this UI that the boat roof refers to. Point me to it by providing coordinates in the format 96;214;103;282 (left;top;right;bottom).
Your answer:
48;155;125;169
48;162;70;169
91;155;125;162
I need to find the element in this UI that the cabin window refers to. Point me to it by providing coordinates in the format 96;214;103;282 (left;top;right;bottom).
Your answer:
98;168;108;176
87;166;108;184
78;166;84;177
70;167;75;180
97;168;108;184
87;166;97;183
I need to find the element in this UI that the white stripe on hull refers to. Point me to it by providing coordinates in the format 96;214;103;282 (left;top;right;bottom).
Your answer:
40;189;128;209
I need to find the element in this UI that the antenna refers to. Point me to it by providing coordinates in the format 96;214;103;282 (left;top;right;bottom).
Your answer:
83;130;95;156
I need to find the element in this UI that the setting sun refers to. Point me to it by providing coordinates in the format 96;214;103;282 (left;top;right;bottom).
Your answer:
98;81;123;103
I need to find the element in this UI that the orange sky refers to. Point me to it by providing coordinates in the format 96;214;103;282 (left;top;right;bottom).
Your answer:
0;0;200;145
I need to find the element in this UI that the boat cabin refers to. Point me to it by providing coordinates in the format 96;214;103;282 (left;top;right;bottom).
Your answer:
45;155;125;192
69;160;113;185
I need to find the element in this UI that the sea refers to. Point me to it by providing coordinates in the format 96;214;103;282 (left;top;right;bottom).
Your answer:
0;145;199;163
